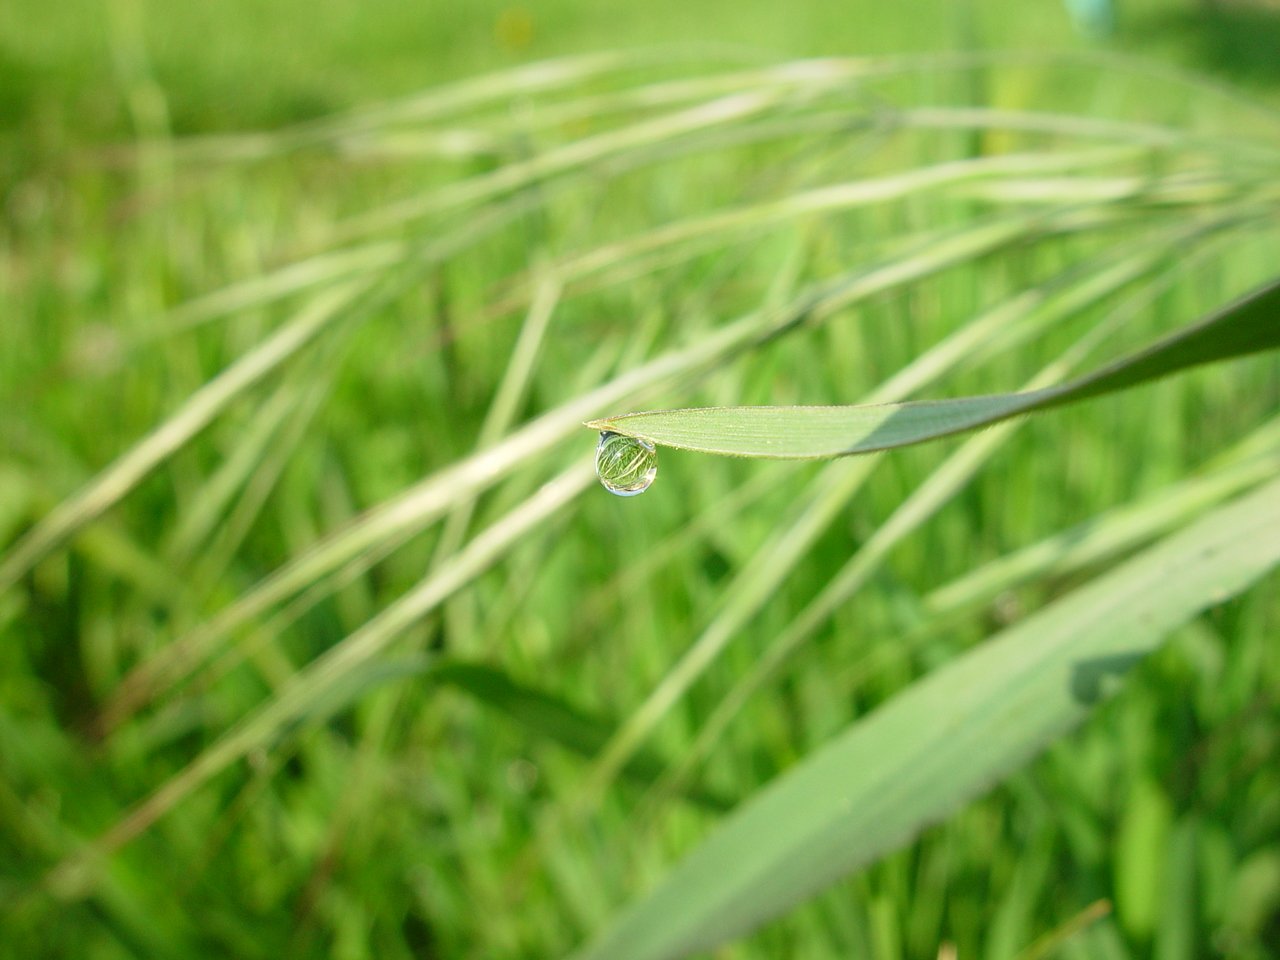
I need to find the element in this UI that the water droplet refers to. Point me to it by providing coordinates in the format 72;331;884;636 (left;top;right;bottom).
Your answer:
595;431;657;497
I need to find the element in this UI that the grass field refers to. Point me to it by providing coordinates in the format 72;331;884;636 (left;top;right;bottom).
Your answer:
3;1;1280;958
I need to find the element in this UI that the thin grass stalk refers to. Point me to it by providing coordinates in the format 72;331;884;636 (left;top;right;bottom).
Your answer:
0;280;371;594
39;461;595;902
647;227;1258;806
100;211;1064;728
584;226;1209;799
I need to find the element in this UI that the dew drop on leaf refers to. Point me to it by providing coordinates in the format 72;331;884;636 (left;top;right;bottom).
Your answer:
595;431;657;497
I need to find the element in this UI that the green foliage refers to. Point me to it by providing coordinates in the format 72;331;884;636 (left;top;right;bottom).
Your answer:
587;278;1280;459
574;476;1280;960
3;3;1280;959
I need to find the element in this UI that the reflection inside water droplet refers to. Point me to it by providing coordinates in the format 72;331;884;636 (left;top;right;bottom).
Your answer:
595;431;657;497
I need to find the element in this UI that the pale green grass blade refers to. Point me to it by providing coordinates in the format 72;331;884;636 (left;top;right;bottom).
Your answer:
571;474;1280;960
642;233;1258;804
484;146;1145;316
0;280;370;594
338;61;1210;158
426;274;564;654
155;242;403;337
431;274;563;572
186;374;332;594
334;55;1233;247
956;173;1274;207
165;378;312;564
831;47;1280;135
39;462;595;901
585;235;1210;797
0;466;193;614
332;50;1277;152
575;149;1135;276
317;55;1280;167
156;52;643;162
587;277;1280;458
331;87;812;241
102;213;1050;728
924;435;1280;620
892;106;1280;160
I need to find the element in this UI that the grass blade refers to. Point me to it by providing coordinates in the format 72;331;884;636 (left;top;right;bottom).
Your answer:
585;229;1228;798
0;281;369;593
570;474;1280;960
38;462;595;901
101;213;1055;728
431;662;732;811
587;278;1280;458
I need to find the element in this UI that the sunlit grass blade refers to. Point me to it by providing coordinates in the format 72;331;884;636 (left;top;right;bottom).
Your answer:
585;230;1224;797
38;462;595;901
587;276;1280;458
153;52;643;162
0;466;193;615
0;281;370;594
165;375;318;565
955;172;1275;207
924;426;1280;620
892;105;1280;160
431;274;562;575
331;87;809;242
154;242;403;338
100;213;1055;729
482;145;1147;316
186;374;332;594
571;474;1280;960
640;233;1259;805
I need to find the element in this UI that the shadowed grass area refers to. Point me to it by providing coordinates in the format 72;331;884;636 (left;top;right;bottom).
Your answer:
1136;3;1280;86
2;3;1280;959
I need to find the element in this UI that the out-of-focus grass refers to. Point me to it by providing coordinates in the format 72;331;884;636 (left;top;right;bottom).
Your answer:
2;2;1280;959
4;0;1278;146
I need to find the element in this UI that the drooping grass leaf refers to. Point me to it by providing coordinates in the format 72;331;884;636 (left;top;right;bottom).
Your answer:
101;212;1068;729
585;227;1237;798
587;277;1280;458
570;474;1280;960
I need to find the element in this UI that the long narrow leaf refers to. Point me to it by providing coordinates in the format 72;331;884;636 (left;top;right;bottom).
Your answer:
0;281;369;593
40;463;594;899
101;213;1061;729
432;662;733;811
587;278;1280;458
571;474;1280;960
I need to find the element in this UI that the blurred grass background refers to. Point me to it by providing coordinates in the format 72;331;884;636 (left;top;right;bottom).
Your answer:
2;0;1280;958
7;0;1280;143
